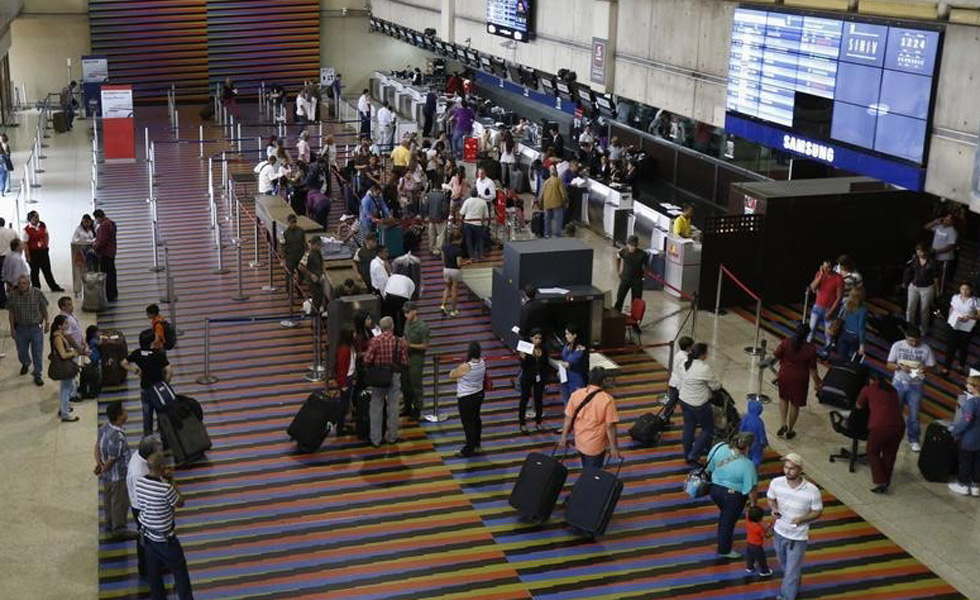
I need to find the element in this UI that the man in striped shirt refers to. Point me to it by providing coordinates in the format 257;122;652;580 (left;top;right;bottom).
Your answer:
136;452;195;599
94;401;136;540
766;452;823;600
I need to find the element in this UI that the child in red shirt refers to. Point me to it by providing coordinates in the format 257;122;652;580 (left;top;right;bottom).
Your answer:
745;506;773;577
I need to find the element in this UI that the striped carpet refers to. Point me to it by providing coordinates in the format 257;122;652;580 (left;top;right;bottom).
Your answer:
95;110;963;599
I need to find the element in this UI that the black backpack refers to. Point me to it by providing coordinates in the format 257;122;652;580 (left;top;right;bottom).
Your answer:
161;319;177;350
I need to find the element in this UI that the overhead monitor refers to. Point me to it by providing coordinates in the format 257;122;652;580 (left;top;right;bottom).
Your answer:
490;57;508;78
725;6;943;190
480;55;493;72
506;63;523;83
554;79;573;100
486;0;534;42
465;50;480;66
540;75;556;96
595;94;616;115
522;68;540;90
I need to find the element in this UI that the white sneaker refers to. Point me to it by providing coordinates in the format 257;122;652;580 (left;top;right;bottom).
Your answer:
948;482;971;496
971;486;980;497
910;442;921;453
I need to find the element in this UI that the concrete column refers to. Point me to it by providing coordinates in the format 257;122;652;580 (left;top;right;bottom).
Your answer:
442;0;455;43
590;0;618;93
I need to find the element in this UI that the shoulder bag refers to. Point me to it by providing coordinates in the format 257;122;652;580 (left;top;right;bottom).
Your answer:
48;347;79;381
683;442;735;499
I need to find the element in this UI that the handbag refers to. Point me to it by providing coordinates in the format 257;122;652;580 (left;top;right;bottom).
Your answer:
48;351;79;381
683;442;729;499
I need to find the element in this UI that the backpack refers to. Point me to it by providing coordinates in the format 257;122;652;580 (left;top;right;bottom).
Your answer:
161;319;177;350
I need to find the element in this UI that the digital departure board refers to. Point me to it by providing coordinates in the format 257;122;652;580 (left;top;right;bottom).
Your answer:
486;0;533;42
725;7;942;189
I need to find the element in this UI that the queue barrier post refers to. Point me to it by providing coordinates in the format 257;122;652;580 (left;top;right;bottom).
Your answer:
160;245;177;306
144;127;150;163
249;216;263;268
304;313;325;381
199;124;205;159
195;320;219;385
263;238;278;292
715;264;764;356
174;108;180;138
423;355;449;423
281;271;298;328
237;123;242;153
231;236;249;302
746;338;771;405
148;197;164;273
213;219;229;273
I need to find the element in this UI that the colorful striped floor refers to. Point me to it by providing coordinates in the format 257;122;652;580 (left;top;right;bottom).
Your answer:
96;111;963;599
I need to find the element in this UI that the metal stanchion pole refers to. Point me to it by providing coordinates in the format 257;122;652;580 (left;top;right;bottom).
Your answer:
195;320;219;385
29;153;40;189
249;218;263;268
234;189;242;240
174;108;180;138
746;338;771;404
424;355;449;422
714;267;724;317
199;124;204;159
150;141;156;177
257;136;263;161
231;239;249;302
33;138;45;172
305;313;325;381
213;220;229;273
263;242;277;292
160;246;177;305
690;293;698;337
237;123;242;153
149;198;164;272
23;164;34;203
281;271;298;328
144;127;150;162
744;298;763;356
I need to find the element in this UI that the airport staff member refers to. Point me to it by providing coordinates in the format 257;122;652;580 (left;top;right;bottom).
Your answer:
673;204;694;239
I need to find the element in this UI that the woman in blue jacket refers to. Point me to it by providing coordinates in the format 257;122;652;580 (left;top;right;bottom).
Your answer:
836;286;867;361
949;376;980;496
559;323;589;405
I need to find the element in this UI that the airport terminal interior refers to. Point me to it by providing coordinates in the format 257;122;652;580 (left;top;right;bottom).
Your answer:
3;0;980;599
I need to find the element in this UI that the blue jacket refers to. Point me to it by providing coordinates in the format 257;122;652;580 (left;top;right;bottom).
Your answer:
951;394;980;451
739;399;768;467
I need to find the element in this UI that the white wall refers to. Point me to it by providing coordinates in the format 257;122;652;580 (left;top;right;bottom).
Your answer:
8;12;90;103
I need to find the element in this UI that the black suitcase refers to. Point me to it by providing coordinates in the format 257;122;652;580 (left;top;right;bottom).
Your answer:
287;391;345;452
918;420;958;482
159;405;212;466
630;395;678;446
509;451;568;523
79;361;102;399
531;211;544;237
564;459;625;537
817;360;869;409
98;329;128;386
53;111;69;133
354;388;371;440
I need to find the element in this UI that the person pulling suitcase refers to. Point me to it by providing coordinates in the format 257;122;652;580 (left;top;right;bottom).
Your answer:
557;367;621;472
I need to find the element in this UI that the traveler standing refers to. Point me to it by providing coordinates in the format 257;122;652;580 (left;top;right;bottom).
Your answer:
422;89;437;137
357;89;372;138
402;302;430;420
383;272;415;335
23;211;64;291
7;274;49;386
0;142;9;196
135;452;195;600
49;314;79;418
855;374;904;494
92;209;118;302
254;155;281;195
885;325;935;453
94;401;136;538
668;336;694;409
835;286;868;361
449;341;488;457
296;131;311;165
773;324;822;440
941;282;979;376
363;316;408;447
499;133;516;188
377;101;396;150
518;328;550;433
679;342;721;462
60;81;78;130
122;329;174;436
706;432;758;559
614;235;646;313
559;323;589;405
541;167;567;238
806;260;843;346
280;214;306;278
767;452;823;600
459;191;489;261
557;366;621;472
424;188;449;256
369;245;391;299
297;236;325;311
334;329;356;434
0;218;18;306
3;238;30;294
903;243;938;331
948;376;980;496
449;101;474;159
926;212;958;289
221;77;239;118
352;233;379;292
440;232;467;317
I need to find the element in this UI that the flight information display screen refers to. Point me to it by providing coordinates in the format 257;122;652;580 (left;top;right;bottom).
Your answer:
486;0;533;42
726;7;941;167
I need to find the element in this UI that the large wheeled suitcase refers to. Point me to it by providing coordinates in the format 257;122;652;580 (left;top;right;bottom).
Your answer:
287;391;345;452
629;394;679;446
564;459;625;537
354;388;371;440
378;224;404;258
919;419;958;482
530;211;544;237
53;111;69;133
158;396;212;466
509;451;568;523
98;329;128;386
79;361;102;399
82;271;107;313
817;360;869;409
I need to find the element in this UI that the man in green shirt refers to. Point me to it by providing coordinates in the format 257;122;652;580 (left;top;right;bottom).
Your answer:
614;235;646;315
298;236;324;310
401;301;430;420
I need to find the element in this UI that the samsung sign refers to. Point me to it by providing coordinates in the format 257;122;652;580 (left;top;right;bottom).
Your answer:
782;135;835;163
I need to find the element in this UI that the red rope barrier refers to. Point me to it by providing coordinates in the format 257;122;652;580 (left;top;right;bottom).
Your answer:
719;264;760;302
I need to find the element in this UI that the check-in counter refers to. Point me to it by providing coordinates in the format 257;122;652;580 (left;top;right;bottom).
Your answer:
665;234;702;299
255;194;325;252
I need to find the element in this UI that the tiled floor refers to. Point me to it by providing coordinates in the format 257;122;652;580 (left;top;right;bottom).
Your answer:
1;106;979;599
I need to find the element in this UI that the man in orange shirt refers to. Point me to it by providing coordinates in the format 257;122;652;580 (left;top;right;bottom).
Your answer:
146;304;167;352
557;367;621;472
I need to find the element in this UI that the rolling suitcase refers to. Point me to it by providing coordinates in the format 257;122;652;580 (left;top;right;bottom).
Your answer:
98;329;128;386
564;458;625;537
629;394;678;446
509;450;568;523
79;361;102;399
354;388;371;440
287;391;345;452
531;211;544;237
159;408;212;466
82;271;107;312
53;111;69;133
817;360;868;409
918;419;958;482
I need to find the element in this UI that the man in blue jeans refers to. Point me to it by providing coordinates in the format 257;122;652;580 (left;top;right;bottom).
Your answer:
6;274;49;386
557;367;621;473
885;325;935;453
123;329;173;436
767;453;822;600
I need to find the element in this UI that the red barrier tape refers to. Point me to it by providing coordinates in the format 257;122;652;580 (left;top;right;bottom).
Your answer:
719;264;760;302
644;268;696;302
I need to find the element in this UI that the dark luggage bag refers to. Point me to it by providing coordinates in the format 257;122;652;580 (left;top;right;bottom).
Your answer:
817;360;869;409
158;400;212;466
53;111;69;133
82;271;107;312
354;388;371;440
79;361;102;399
531;211;544;237
287;391;345;452
509;451;568;523
919;420;958;482
630;394;679;446
99;329;128;386
564;459;625;537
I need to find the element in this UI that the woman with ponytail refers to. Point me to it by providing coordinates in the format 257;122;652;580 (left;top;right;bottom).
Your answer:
678;342;721;463
774;323;822;440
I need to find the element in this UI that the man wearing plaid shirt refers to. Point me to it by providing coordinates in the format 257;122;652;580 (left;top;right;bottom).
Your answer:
364;316;408;447
94;402;137;540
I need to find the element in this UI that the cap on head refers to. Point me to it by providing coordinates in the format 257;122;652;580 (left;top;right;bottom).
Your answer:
402;301;418;313
783;452;804;468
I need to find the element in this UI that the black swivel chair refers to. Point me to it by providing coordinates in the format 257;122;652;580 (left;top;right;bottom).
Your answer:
829;406;869;473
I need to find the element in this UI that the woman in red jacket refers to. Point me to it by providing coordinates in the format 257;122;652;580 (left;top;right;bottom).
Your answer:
334;328;356;435
856;373;905;494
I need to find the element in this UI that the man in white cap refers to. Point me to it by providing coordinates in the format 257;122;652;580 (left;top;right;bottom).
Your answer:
766;452;823;600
